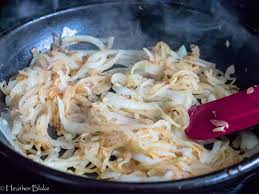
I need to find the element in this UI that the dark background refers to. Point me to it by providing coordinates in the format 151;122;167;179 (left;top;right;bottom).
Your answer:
0;0;259;193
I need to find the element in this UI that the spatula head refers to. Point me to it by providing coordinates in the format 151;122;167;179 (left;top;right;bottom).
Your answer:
185;86;259;140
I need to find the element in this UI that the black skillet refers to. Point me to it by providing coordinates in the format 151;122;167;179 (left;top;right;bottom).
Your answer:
0;1;259;193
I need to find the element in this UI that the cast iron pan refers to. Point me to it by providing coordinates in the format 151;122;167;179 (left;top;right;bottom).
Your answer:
0;1;259;193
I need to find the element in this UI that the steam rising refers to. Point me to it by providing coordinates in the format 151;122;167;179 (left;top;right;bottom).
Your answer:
0;0;258;89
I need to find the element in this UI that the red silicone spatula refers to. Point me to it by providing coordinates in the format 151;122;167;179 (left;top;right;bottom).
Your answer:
185;85;259;140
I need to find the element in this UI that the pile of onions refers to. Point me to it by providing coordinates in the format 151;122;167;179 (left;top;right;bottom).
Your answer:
0;27;258;181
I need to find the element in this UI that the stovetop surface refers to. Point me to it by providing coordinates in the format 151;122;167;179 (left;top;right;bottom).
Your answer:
0;0;258;193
